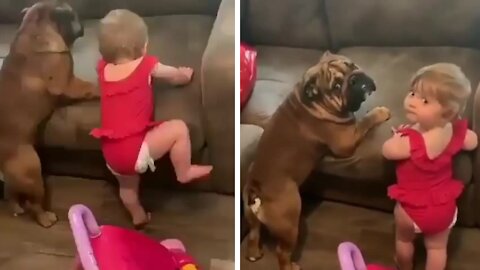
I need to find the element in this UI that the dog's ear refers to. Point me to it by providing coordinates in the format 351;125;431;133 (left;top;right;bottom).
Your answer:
21;7;29;15
19;3;51;27
300;73;322;106
20;6;37;25
320;50;332;61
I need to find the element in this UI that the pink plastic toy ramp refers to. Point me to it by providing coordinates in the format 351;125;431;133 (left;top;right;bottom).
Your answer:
68;204;177;270
337;242;395;270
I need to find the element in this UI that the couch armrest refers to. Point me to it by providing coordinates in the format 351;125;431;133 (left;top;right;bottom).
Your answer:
472;84;480;226
200;0;234;194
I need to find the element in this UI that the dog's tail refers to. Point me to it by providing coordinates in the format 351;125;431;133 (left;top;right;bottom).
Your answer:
245;181;262;215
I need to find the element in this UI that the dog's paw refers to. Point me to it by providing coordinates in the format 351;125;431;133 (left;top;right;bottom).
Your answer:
36;211;58;228
10;204;25;217
246;247;264;262
292;262;301;270
369;106;391;124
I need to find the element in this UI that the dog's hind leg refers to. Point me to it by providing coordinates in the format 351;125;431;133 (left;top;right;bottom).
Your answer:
3;144;58;228
243;186;264;261
263;182;302;270
4;183;25;216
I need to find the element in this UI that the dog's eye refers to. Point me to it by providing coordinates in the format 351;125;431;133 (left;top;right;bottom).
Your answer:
422;98;428;104
409;91;415;96
333;83;341;90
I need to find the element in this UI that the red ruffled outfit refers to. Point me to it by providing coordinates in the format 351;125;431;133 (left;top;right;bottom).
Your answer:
90;55;163;175
388;119;467;235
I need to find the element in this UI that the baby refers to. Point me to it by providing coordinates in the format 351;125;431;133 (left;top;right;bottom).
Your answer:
382;63;477;270
91;9;212;228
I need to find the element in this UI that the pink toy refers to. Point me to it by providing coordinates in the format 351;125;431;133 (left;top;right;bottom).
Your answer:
337;242;395;270
68;204;199;270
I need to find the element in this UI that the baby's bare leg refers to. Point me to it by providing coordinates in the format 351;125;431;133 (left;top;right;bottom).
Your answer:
115;174;149;226
394;204;416;270
144;120;212;183
424;229;450;270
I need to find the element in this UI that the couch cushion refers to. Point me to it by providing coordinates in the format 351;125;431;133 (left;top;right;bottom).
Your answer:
240;124;263;188
125;0;221;17
242;0;330;49
240;46;324;127
0;0;220;22
325;0;480;49
317;47;479;184
30;15;215;152
0;0;126;23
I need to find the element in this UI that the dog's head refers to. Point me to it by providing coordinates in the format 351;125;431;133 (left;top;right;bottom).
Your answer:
20;0;84;48
299;51;376;117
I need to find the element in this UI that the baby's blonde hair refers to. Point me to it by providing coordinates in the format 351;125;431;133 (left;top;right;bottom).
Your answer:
411;63;471;120
98;9;148;63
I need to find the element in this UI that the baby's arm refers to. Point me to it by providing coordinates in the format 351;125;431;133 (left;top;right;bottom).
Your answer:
382;133;411;160
151;63;193;86
463;129;478;151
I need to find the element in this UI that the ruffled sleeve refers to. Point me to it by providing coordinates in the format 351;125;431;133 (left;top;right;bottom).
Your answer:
143;55;159;73
397;127;453;171
397;128;425;161
103;55;159;97
445;119;468;156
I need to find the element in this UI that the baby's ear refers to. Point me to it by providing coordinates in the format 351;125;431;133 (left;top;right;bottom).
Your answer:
442;108;457;121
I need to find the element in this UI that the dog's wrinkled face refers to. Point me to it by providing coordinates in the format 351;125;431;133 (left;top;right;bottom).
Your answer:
20;0;84;47
300;51;376;115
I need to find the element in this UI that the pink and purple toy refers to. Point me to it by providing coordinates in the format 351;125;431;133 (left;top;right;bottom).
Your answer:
337;242;395;270
68;204;199;270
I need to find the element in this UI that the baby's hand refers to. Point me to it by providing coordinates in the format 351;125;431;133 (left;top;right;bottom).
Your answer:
391;124;411;134
178;67;194;84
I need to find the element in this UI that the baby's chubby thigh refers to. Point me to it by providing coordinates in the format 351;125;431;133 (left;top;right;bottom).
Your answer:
143;119;190;160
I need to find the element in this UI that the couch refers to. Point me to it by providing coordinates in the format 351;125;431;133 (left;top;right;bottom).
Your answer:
240;0;480;268
0;0;234;194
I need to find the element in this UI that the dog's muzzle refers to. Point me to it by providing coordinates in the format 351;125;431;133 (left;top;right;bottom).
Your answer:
72;20;84;39
346;72;376;112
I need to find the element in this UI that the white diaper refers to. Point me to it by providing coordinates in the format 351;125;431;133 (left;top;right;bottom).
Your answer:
106;142;156;176
413;207;458;234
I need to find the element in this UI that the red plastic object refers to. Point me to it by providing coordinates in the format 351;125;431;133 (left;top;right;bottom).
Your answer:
367;264;395;270
240;43;257;110
91;225;177;270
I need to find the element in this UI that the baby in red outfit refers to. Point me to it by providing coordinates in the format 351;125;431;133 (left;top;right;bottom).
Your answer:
382;63;478;270
90;9;212;228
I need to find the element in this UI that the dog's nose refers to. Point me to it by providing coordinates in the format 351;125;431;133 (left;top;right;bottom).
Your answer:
349;73;376;92
77;23;84;37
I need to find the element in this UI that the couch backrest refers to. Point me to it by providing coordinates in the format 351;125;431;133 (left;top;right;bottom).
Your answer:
241;0;330;49
242;0;480;50
0;0;221;23
326;0;480;49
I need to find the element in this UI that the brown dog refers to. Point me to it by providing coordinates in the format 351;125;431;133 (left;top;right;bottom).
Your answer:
0;0;98;227
243;51;391;270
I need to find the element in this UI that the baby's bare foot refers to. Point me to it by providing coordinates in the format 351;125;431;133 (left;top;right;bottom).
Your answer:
178;165;213;183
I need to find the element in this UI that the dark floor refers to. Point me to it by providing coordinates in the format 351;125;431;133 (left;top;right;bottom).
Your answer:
241;201;480;270
0;176;234;270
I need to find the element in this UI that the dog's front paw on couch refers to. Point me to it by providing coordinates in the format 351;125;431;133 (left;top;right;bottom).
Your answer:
368;106;391;124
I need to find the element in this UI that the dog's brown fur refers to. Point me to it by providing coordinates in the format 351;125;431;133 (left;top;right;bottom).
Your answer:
0;0;98;228
243;51;391;270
